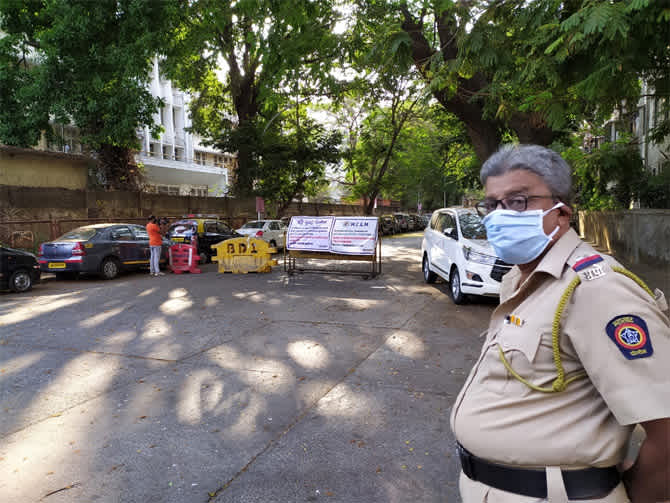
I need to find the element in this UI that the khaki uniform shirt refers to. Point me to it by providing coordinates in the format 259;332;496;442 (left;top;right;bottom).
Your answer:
450;228;670;469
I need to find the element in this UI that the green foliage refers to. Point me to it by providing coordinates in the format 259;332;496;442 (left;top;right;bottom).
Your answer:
352;0;669;165
0;0;181;189
163;0;342;195
257;114;341;216
560;137;646;210
0;36;50;147
340;96;477;212
638;162;670;209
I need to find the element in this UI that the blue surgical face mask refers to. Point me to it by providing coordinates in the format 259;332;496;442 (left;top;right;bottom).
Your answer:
482;202;564;265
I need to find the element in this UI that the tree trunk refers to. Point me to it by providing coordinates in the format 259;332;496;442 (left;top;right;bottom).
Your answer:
97;144;143;190
230;75;260;196
364;191;379;215
508;112;555;146
401;7;556;164
433;90;502;162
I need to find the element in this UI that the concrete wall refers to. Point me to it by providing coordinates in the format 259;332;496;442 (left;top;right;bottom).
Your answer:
0;185;402;250
0;146;91;190
579;210;670;296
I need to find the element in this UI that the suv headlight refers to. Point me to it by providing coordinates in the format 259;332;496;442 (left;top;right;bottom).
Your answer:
463;246;497;265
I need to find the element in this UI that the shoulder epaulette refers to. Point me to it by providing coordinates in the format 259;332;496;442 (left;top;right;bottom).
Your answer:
572;254;604;272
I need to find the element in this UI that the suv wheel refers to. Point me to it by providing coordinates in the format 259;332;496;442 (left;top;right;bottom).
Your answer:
422;255;436;284
450;268;467;304
9;270;32;293
100;257;120;280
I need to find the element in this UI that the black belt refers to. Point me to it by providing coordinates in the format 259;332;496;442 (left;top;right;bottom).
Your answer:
458;443;621;500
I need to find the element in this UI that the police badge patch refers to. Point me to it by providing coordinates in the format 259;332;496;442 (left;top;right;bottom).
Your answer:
606;314;653;360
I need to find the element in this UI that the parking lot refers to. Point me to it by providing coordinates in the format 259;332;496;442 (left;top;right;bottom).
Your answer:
0;234;495;503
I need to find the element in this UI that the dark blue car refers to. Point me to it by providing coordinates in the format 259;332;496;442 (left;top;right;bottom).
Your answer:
39;224;170;280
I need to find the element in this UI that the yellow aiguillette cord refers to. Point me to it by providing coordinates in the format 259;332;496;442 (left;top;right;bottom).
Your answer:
498;266;654;393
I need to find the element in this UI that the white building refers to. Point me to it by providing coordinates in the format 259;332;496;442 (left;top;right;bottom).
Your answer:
632;81;669;175
596;81;670;175
38;59;235;196
135;59;234;197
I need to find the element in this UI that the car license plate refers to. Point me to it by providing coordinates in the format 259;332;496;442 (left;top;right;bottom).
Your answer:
172;237;184;242
48;262;67;269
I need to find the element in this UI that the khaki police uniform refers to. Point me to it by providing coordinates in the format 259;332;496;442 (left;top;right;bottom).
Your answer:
450;228;670;503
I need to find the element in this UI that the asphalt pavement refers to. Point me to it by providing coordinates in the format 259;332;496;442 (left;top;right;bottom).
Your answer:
0;234;495;503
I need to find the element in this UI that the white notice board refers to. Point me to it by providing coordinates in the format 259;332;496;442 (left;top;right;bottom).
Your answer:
286;216;333;252
286;216;379;255
330;217;379;255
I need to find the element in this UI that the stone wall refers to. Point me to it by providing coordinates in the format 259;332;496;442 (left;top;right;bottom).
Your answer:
579;210;670;295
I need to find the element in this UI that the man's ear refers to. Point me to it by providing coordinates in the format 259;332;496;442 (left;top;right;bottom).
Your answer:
559;204;572;216
558;204;573;225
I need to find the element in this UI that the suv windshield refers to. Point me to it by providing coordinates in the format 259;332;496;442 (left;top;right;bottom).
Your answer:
459;213;487;240
57;228;97;241
242;221;264;229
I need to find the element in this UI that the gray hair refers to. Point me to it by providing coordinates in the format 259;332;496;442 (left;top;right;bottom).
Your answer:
480;144;572;203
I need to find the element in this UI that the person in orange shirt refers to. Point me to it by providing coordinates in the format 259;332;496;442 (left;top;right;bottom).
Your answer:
146;215;164;276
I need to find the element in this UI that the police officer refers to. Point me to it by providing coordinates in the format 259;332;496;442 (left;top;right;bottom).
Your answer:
451;145;670;503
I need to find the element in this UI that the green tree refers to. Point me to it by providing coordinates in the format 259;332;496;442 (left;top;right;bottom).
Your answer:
0;0;181;189
350;1;556;162
351;1;670;163
471;0;670;132
561;135;646;210
0;35;50;147
258;113;341;217
375;106;477;211
340;87;425;214
163;0;341;195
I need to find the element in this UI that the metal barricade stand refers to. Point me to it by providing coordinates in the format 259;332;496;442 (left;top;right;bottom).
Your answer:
283;232;382;279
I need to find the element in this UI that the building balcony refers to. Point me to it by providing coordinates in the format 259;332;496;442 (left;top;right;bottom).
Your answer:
136;151;229;176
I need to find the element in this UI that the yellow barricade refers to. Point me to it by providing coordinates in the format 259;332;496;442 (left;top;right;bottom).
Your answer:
211;237;278;274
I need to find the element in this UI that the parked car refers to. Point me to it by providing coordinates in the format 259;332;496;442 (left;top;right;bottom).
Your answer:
393;213;409;233
236;220;288;250
421;214;432;228
39;224;170;280
379;215;396;235
167;217;240;263
421;207;512;304
1;244;41;292
408;214;422;231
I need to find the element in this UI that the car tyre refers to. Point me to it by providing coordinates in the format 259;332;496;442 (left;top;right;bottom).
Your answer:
199;250;210;264
422;255;437;284
269;239;277;249
9;269;32;293
100;257;120;280
450;267;467;304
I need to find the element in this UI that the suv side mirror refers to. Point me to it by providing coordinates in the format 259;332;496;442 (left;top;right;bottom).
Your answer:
443;227;457;240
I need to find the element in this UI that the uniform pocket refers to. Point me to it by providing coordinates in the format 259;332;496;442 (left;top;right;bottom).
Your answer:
480;322;549;396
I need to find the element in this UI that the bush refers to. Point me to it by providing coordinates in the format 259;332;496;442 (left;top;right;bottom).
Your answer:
639;162;670;209
559;138;645;210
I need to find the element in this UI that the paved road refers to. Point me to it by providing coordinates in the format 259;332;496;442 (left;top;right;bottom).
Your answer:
0;235;495;503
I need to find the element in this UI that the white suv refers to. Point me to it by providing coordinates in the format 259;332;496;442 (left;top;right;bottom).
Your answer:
421;207;511;304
